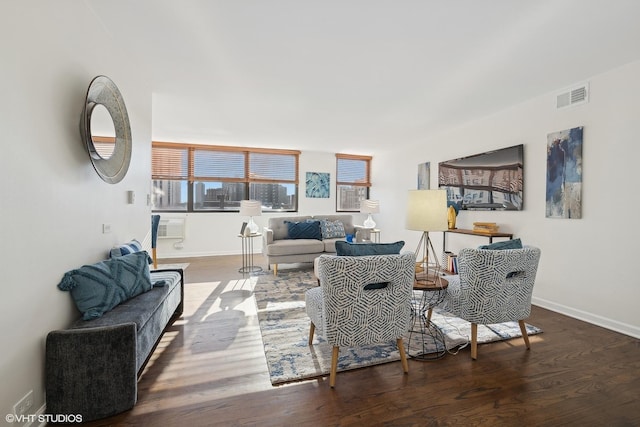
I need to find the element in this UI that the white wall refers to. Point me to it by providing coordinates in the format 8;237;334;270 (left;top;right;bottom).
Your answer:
0;2;152;418
375;61;640;339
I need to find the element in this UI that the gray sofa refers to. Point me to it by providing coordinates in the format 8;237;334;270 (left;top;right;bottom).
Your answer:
263;214;364;275
45;268;184;422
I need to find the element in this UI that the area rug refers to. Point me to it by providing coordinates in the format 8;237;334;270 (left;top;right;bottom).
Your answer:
254;269;542;386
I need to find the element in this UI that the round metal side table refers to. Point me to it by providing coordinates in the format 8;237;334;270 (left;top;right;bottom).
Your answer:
238;233;263;274
407;274;449;360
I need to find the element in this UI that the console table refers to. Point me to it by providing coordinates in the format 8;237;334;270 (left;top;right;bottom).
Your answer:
443;228;513;252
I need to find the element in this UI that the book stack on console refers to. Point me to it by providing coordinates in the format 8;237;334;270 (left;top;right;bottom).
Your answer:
442;251;458;274
473;222;499;234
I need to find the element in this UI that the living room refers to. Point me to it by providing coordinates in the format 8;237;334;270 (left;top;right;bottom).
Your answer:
2;1;639;424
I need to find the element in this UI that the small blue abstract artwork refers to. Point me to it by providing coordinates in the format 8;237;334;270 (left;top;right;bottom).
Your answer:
306;172;330;198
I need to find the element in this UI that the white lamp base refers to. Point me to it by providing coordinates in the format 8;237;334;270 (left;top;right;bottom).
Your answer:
247;217;259;234
363;214;376;229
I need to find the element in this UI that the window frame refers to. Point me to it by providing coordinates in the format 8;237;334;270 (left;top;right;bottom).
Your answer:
152;141;300;213
335;153;372;212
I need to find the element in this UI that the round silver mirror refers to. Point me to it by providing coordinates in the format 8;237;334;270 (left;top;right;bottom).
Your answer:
89;104;116;160
80;76;132;184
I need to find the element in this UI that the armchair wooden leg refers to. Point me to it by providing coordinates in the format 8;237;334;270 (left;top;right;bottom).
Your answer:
273;264;278;276
308;322;315;345
427;307;433;322
330;346;339;388
518;320;531;350
471;323;478;360
397;338;409;374
152;248;158;269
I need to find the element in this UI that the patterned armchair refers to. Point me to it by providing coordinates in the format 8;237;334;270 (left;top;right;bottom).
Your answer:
440;246;541;359
305;252;415;387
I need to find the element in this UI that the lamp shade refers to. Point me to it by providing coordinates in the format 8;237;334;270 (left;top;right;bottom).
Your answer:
239;199;262;217
360;199;380;214
406;190;448;231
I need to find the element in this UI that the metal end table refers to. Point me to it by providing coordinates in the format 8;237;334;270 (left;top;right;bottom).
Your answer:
407;272;449;360
238;232;263;274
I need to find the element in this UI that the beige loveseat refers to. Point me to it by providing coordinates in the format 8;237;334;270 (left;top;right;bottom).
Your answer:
263;214;360;275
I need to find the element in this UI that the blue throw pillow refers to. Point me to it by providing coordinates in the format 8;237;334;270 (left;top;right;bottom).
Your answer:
479;238;523;250
58;251;153;320
285;220;322;240
320;219;346;239
110;239;143;258
335;240;405;256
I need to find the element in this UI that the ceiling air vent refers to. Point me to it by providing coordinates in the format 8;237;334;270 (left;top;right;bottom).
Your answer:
556;82;589;109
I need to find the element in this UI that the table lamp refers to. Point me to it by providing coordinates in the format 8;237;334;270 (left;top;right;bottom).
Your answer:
360;199;380;229
406;190;448;285
240;199;262;234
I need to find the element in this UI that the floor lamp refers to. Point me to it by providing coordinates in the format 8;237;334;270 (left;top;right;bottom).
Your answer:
406;190;448;286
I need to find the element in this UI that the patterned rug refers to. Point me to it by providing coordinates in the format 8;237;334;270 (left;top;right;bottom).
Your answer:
254;268;542;386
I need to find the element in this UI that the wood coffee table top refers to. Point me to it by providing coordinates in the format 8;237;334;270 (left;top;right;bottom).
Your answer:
413;272;448;291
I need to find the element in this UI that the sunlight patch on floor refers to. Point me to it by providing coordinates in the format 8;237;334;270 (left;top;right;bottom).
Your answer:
263;300;306;311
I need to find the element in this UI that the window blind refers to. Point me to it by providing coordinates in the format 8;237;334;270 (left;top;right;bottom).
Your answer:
152;142;300;184
193;149;245;181
250;152;297;182
152;145;189;180
336;155;371;186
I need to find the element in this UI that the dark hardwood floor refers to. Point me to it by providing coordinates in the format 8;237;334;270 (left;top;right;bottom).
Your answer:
85;255;639;426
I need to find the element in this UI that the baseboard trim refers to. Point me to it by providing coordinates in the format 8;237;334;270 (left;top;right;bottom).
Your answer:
533;296;639;339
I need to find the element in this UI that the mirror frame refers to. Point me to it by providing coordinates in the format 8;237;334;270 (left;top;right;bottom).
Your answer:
80;75;132;184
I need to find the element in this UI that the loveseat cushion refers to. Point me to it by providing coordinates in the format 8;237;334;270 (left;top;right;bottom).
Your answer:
266;238;325;256
58;251;153;320
322;238;344;253
335;240;405;256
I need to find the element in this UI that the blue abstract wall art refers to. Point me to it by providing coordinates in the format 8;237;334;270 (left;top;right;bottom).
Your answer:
305;172;330;198
417;162;430;189
546;126;583;219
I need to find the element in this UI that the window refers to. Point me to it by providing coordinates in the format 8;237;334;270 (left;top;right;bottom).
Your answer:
336;154;372;211
152;142;300;212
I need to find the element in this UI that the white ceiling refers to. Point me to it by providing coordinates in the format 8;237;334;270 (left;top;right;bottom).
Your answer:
88;0;640;153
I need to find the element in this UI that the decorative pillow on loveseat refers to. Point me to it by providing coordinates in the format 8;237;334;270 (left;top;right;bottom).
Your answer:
320;219;346;239
285;220;322;240
335;240;405;256
58;251;154;320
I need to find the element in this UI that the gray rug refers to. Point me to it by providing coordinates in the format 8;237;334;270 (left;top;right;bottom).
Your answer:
254;268;542;385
